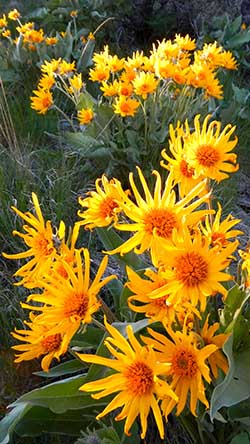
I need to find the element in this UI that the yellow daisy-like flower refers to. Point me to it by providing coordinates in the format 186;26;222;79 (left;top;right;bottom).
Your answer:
1;29;11;38
69;73;84;91
11;313;67;372
132;71;158;99
100;80;119;97
22;249;116;345
107;167;211;262
30;88;53;114
108;54;125;72
89;65;110;83
77;108;94;125
0;14;7;28
23;29;44;44
113;96;140;117
41;58;62;76
8;9;21;21
78;318;178;439
142;325;217;417
200;202;242;248
45;37;58;46
160;123;204;197
58;60;76;76
38;74;55;90
78;174;125;230
154;228;237;311
126;266;176;325
182;114;239;181
174;33;196;51
2;193;58;287
200;316;229;379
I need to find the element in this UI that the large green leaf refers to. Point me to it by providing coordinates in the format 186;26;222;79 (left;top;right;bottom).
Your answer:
14;405;98;438
10;374;101;414
0;403;31;444
210;335;250;421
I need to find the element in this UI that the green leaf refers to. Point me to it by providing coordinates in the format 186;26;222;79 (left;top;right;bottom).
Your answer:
65;132;102;154
96;227;146;271
0;403;31;444
227;30;250;48
229;432;250;444
13;405;98;438
77;91;95;111
229;397;250;422
219;284;249;331
10;375;102;414
33;359;86;378
71;325;105;348
210;335;250;421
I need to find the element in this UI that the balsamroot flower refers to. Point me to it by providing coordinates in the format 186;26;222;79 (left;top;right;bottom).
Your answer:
30;88;53;114
2;193;58;287
107;167;211;262
78;318;178;439
142;325;217;417
21;249;116;346
11;313;67;372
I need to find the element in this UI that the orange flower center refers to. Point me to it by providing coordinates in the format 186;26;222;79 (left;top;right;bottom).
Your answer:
211;232;227;247
64;293;88;318
99;197;119;219
180;160;195;178
196;144;220;167
125;361;154;396
34;233;54;256
42;96;51;109
172;348;198;377
41;333;62;352
120;101;131;113
144;208;178;238
175;251;208;286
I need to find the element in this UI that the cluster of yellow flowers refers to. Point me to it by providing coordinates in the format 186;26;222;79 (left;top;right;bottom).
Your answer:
4;112;247;440
29;35;237;123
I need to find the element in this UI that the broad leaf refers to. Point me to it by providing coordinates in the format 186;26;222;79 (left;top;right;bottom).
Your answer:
0;403;31;444
33;359;86;378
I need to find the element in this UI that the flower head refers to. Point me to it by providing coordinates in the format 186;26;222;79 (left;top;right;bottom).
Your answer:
200;316;229;378
77;108;94;125
11;313;67;372
78;318;177;439
78;174;126;230
2;193;58;287
113;96;140;117
182;114;239;181
30;88;53;114
142;325;217;417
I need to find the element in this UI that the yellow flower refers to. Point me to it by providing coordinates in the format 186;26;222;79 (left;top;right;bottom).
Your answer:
199;202;242;248
89;65;110;82
16;21;34;34
69;73;84;91
108;54;125;72
45;37;58;45
155;228;237;311
1;29;11;38
23;249;116;346
87;32;95;40
38;74;55;90
11;313;67;372
106;167;211;262
70;10;78;17
132;71;158;99
0;14;7;28
77;108;94;125
161;122;204;197
113;96;140;117
58;60;76;76
174;33;196;51
200;316;229;379
8;9;21;21
182;114;239;181
118;81;134;97
30;88;53;114
2;193;58;287
41;58;62;75
23;29;44;44
100;80;119;97
78;318;177;439
126;266;176;326
142;325;217;417
78;174;125;229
